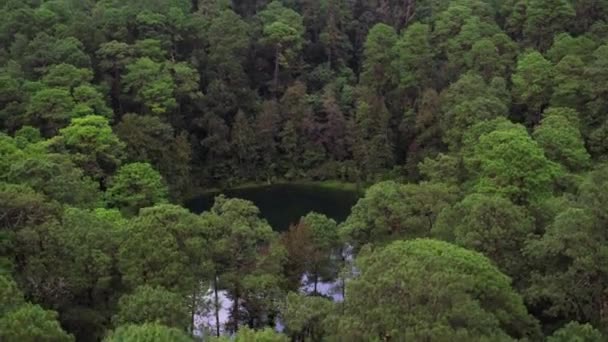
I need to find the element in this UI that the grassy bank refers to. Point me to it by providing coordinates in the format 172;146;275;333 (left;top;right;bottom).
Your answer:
191;179;365;197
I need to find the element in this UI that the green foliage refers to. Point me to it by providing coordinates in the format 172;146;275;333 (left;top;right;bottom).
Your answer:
2;0;608;338
0;303;74;342
512;50;554;124
209;327;289;342
0;275;73;342
118;204;206;294
341;181;456;249
533;107;591;171
547;322;604;342
338;239;541;340
466;122;559;204
106;162;168;216
104;323;192;342
51;115;125;183
113;286;189;329
434;193;534;277
281;293;334;341
122;58;176;115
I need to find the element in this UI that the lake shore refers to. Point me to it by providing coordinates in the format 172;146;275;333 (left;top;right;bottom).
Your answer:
189;179;365;199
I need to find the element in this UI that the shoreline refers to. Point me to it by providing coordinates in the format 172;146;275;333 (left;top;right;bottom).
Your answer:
187;179;365;199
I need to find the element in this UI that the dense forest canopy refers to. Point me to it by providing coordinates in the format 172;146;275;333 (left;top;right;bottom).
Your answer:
2;0;608;340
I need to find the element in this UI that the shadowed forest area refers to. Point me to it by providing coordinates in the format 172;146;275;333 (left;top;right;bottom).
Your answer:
2;0;608;340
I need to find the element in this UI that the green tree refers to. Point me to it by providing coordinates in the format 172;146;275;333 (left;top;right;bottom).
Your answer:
433;193;534;278
352;92;394;179
41;63;93;90
118;204;207;296
0;275;73;342
231;111;258;180
104;323;192;342
115;114;192;201
122;57;176;115
281;292;334;342
393;23;433;96
341;181;456;250
106;162;168;216
440;72;509;150
113;286;189;329
209;327;289;342
50;115;125;186
546;33;597;63
523;0;575;51
360;23;398;95
25;87;75;136
466;122;559;205
550;55;590;115
512;50;554;126
46;207;121;340
200;195;279;333
525;207;608;329
337;239;540;340
259;1;305;95
8;152;101;208
547;322;604;342
0;303;74;342
533;107;591;171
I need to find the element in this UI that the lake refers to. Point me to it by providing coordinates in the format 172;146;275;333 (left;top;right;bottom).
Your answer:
186;183;361;231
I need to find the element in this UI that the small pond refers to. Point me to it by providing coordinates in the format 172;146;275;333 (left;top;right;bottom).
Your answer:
186;183;361;231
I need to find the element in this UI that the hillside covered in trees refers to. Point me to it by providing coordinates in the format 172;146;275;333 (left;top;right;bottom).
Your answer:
2;0;608;340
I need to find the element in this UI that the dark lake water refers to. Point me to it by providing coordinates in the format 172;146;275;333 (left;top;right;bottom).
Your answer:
186;184;361;231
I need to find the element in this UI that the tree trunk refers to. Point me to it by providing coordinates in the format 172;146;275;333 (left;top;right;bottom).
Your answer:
214;275;221;337
274;45;280;97
232;285;240;333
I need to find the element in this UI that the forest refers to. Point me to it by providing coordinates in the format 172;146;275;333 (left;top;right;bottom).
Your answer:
2;0;608;340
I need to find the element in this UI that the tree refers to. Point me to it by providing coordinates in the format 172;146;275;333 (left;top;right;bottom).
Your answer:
512;50;554;126
0;303;74;342
433;193;534;278
115;114;192;201
466;122;559;205
360;23;397;95
337;239;540;340
200;195;279;333
533;107;591;171
43;207;121;340
0;275;73;342
440;72;509;150
113;286;189;329
525;207;608;328
281;292;334;341
118;205;208;299
546;33;597;63
393;23;433;96
25;87;75;136
352;92;394;178
231;111;258;180
104;323;192;342
281;212;339;293
122;57;176;115
547;322;604;342
50;115;125;187
259;1;305;95
106;162;168;216
340;181;456;250
8;152;101;208
41;63;93;90
209;327;289;342
523;0;575;51
550;55;590;115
